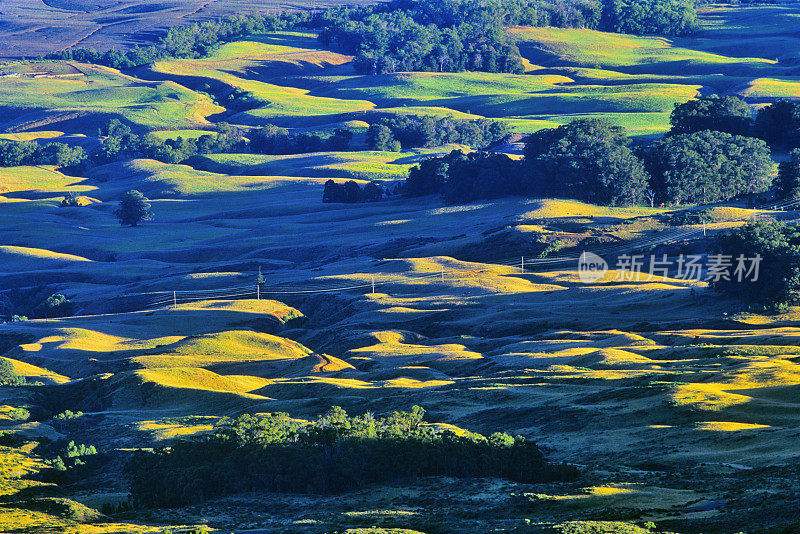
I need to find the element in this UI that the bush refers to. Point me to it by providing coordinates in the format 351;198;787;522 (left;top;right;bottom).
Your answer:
0;358;26;386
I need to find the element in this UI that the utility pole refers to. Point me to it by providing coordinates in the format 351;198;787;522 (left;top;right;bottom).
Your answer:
703;221;706;237
173;291;177;307
257;266;265;300
372;276;375;294
521;256;525;273
441;266;444;281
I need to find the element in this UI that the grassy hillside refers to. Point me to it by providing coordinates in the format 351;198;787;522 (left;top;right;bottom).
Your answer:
0;62;223;132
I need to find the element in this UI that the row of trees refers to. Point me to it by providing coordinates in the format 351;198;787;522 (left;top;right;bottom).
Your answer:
322;179;389;203
249;126;353;154
0;116;508;172
126;406;577;507
47;12;298;70
0;120;245;170
0;140;86;169
367;116;511;151
405;118;774;205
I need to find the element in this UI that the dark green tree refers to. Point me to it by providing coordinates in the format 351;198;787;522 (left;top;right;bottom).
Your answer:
523;119;648;206
777;149;800;200
367;124;400;151
115;190;154;227
714;220;800;306
754;100;800;149
641;130;773;205
601;0;699;36
669;95;752;136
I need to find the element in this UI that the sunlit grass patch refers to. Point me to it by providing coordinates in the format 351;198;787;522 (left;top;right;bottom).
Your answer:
0;61;223;129
696;421;771;431
741;77;800;99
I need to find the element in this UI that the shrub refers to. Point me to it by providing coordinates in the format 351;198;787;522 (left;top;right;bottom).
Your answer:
0;358;25;386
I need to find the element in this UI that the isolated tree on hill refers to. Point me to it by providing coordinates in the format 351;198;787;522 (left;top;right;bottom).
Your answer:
115;190;154;227
669;95;752;136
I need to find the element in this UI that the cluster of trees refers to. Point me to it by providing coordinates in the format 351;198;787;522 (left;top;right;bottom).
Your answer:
0;115;508;174
95;120;246;165
406;150;520;202
777;149;800;200
320;7;525;75
0;120;248;171
249;126;353;154
367;116;511;151
0;288;76;321
641;130;773;205
753;100;800;149
43;0;697;77
0;140;86;169
405;116;774;206
126;406;578;507
714;220;800;307
601;0;698;36
319;0;697;75
43;440;101;484
673;96;800;150
322;179;389;203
